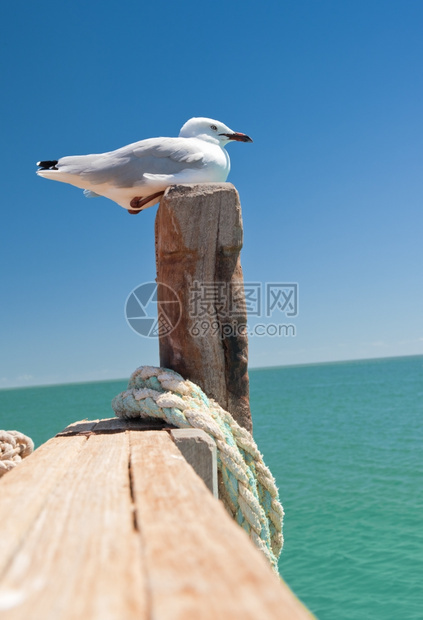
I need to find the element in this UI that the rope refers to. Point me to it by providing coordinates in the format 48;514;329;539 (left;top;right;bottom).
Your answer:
112;366;284;571
0;430;34;478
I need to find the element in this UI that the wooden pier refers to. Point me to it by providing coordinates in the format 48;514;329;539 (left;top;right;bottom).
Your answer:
0;418;312;619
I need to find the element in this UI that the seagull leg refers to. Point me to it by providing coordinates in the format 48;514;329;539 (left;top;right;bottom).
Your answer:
128;191;165;214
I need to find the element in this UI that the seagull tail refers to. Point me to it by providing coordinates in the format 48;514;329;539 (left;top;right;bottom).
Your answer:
37;160;61;180
37;160;59;170
37;168;62;180
36;165;84;188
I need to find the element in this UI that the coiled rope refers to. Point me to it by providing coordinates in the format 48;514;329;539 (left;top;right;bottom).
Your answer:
0;430;34;478
112;366;284;571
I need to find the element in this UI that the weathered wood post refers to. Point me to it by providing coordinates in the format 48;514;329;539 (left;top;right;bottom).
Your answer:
155;183;252;433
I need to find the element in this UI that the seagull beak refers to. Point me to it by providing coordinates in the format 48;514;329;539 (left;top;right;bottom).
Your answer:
220;132;253;143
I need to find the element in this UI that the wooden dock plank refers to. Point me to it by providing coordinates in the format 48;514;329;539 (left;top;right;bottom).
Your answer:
130;430;313;620
0;431;94;577
57;417;171;436
1;424;313;619
0;432;147;620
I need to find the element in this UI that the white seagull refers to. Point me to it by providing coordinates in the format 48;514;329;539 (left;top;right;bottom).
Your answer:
37;117;252;214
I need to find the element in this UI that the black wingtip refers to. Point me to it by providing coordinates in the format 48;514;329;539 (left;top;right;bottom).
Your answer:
37;160;59;170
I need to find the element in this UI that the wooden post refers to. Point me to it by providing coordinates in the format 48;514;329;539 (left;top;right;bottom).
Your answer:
170;429;218;497
155;183;252;433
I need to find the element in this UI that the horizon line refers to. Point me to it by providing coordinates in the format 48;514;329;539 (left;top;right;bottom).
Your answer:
1;352;421;392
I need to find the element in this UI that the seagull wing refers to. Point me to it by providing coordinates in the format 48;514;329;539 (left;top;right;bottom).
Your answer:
59;137;207;189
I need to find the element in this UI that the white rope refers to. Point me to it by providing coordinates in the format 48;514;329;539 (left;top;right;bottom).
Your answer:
113;366;284;571
0;430;34;478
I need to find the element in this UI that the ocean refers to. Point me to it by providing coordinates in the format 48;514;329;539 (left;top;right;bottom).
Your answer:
1;355;422;619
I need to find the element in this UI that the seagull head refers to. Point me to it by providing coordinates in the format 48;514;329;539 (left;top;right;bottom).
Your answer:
179;117;253;147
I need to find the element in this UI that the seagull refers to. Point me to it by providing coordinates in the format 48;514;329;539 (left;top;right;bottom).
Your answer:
36;117;252;214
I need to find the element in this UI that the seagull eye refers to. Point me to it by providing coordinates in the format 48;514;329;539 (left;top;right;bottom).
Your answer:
210;124;217;131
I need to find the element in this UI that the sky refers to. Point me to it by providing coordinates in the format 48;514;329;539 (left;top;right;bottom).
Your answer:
0;0;422;388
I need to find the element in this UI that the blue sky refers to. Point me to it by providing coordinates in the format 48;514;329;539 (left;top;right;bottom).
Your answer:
0;1;422;387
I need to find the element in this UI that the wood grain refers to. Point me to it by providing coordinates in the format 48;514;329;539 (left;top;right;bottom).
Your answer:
0;432;146;620
0;432;93;577
155;183;252;432
130;430;313;620
0;425;313;620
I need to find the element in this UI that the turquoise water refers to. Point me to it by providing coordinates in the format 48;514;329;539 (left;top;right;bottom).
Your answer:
1;355;422;619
